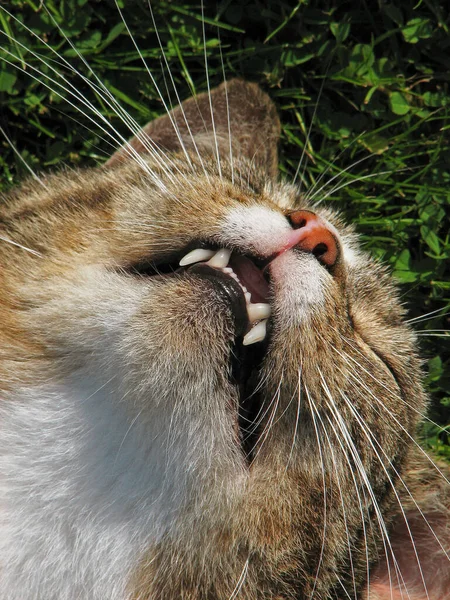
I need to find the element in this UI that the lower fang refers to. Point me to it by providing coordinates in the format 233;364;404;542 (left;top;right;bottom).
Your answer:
207;248;232;269
243;320;267;346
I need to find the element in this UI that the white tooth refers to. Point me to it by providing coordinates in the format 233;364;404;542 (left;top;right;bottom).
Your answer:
179;248;215;266
207;248;231;269
223;267;233;273
244;292;251;303
243;320;267;346
247;303;271;323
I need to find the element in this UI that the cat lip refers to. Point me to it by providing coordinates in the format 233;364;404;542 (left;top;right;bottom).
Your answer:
188;263;249;336
184;249;270;460
180;247;271;346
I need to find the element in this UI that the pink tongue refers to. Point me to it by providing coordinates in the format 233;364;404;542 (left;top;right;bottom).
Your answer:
229;255;270;304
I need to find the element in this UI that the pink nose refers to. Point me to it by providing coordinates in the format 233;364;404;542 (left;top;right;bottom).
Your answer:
280;210;339;267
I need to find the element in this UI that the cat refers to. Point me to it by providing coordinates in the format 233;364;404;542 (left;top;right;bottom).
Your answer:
0;9;449;600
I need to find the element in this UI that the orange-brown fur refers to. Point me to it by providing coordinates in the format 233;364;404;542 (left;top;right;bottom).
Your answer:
0;80;448;600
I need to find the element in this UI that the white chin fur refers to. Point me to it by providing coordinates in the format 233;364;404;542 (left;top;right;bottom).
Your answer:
0;375;247;600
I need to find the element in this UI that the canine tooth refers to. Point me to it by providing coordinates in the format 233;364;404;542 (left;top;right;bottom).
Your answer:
207;248;231;268
247;303;271;323
243;320;267;346
179;248;215;266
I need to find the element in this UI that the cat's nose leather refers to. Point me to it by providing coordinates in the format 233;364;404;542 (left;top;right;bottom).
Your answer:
282;210;339;267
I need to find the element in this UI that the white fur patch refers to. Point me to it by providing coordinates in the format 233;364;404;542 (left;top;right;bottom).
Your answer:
0;266;248;599
221;205;292;256
270;251;325;325
0;380;173;600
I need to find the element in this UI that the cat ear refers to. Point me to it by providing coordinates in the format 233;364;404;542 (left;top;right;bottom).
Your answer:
106;79;281;178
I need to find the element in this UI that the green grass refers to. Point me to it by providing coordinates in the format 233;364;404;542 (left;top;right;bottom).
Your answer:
0;0;449;458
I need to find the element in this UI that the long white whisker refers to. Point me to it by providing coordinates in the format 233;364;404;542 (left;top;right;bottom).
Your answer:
112;0;200;177
200;0;222;179
293;71;329;189
306;153;375;205
147;0;210;179
303;383;328;599
217;32;234;184
0;45;171;194
315;169;397;204
319;377;407;598
40;4;198;191
0;14;161;167
406;306;449;324
285;368;302;471
0;234;43;257
317;409;359;600
0;126;48;189
338;386;431;600
249;374;283;462
1;6;201;201
339;336;450;481
228;557;249;600
336;357;450;562
320;409;372;599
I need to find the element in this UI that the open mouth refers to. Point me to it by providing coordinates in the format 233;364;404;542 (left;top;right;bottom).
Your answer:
129;244;272;460
179;247;271;345
180;247;271;459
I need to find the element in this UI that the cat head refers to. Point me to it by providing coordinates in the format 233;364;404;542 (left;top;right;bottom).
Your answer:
0;79;427;597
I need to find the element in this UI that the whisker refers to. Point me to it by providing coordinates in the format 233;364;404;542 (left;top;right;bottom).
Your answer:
1;5;201;204
285;368;302;471
337;386;432;600
0;45;170;195
316;168;399;204
306;152;375;205
293;68;330;190
147;0;210;179
0;125;48;189
340;335;450;472
217;32;234;184
319;378;408;598
337;358;450;561
200;0;222;179
0;233;43;257
249;374;283;462
406;306;450;324
228;557;249;600
112;0;199;178
42;3;198;192
303;383;328;599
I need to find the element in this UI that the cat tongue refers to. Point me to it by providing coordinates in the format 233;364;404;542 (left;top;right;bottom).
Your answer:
229;255;270;304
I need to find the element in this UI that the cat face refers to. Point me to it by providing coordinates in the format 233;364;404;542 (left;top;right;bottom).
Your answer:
0;80;430;598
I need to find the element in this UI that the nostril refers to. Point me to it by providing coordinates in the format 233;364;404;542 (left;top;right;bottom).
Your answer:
312;242;328;259
286;209;315;230
282;209;340;269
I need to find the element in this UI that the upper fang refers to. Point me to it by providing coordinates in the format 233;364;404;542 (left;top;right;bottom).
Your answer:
179;248;215;266
207;248;232;269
